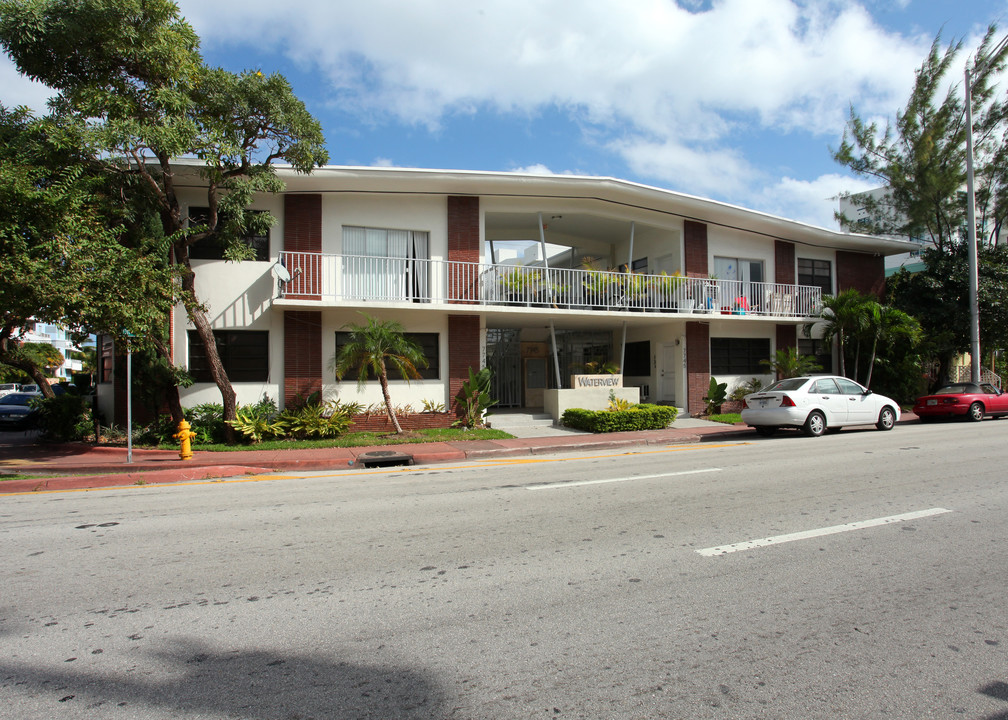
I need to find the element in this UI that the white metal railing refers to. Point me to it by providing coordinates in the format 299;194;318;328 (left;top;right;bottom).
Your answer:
947;365;1003;388
277;252;823;319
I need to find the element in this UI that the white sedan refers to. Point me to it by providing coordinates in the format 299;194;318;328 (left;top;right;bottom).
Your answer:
741;375;900;437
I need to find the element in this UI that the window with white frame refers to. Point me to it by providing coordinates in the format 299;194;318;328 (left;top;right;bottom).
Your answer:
342;226;430;302
713;256;764;311
797;258;832;295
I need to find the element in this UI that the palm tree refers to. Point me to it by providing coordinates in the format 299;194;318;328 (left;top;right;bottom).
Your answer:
863;305;921;388
329;314;428;434
806;289;872;378
761;347;822;379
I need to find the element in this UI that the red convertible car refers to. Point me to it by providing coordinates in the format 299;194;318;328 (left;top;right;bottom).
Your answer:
913;382;1008;422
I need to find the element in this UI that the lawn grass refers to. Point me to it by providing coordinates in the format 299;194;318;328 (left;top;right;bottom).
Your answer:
706;412;742;425
189;426;514;452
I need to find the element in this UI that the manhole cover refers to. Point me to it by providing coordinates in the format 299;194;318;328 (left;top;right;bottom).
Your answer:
356;450;414;468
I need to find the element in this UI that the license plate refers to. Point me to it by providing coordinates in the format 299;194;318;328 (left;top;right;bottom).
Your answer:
760;399;769;408
927;399;937;406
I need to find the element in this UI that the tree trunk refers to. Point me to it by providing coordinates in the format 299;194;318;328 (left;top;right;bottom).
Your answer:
178;257;238;443
378;361;403;434
149;335;184;424
865;338;878;389
0;345;56;398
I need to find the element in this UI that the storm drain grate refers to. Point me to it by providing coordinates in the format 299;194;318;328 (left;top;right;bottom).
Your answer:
356;450;414;468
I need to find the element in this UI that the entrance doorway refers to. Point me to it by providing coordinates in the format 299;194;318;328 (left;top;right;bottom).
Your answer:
487;329;521;407
659;343;677;404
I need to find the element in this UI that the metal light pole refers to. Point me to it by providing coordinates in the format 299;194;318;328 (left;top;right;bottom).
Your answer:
964;34;1008;384
965;64;982;384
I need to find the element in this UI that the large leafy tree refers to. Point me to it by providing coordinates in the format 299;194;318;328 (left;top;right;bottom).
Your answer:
329;315;428;435
0;0;328;434
0;105;174;397
834;25;1008;378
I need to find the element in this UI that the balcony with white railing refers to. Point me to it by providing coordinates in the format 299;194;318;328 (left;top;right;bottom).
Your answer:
275;251;823;319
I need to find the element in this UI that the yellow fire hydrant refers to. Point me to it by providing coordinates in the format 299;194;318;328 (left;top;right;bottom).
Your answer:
174;419;196;461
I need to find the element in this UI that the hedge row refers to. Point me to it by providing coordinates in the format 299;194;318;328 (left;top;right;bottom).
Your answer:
561;404;678;433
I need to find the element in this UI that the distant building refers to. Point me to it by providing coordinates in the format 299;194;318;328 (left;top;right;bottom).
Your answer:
838;188;928;276
19;321;87;380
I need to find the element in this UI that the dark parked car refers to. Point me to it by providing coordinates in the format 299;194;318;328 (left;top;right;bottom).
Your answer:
0;392;41;430
913;382;1008;422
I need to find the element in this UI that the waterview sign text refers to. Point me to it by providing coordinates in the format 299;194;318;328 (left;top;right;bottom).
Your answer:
571;374;623;388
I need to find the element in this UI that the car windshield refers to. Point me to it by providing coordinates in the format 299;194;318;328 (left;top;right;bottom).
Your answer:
1;393;35;406
764;377;810;392
934;384;979;395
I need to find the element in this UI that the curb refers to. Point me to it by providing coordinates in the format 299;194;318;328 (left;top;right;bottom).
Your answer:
0;426;747;495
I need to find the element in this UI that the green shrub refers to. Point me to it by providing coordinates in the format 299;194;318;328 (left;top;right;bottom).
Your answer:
276;402;352;439
704;377;728;415
228;407;286;443
729;377;763;403
562;404;677;432
34;393;90;442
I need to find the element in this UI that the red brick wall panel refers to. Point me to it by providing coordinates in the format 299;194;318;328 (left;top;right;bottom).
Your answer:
836;251;885;298
284;310;322;406
684;220;708;278
349;412;454;432
283;194;322;301
776;324;797;350
448;315;481;417
775;240;795;284
686;321;710;416
448;196;480;302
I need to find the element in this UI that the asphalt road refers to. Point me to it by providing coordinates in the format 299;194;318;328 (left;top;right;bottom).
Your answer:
1;420;1006;719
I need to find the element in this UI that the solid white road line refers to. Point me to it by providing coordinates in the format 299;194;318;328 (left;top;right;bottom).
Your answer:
526;468;722;491
696;507;952;556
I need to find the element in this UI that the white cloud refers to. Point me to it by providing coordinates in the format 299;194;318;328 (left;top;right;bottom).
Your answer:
612;137;756;199
176;0;928;138
510;163;557;176
171;0;948;219
754;172;881;229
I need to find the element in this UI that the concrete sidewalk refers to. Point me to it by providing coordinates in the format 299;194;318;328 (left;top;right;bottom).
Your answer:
0;421;751;494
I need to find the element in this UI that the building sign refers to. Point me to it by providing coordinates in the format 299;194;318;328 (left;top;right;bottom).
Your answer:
571;374;624;388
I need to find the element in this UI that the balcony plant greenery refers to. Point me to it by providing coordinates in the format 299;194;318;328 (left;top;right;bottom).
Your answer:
652;270;686;311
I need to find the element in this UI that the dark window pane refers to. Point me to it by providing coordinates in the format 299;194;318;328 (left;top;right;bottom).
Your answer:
335;332;439;381
624;341;650;376
188;330;269;383
711;338;771;375
797;258;832;294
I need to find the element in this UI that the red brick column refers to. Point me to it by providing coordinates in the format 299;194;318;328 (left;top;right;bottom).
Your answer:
448;196;480;303
283;195;322;301
686;321;710;416
837;251;884;298
775;240;795;284
448;315;480;416
776;324;797;351
684;220;708;278
284;310;322;406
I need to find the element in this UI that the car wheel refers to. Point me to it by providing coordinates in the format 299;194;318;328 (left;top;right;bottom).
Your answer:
967;402;984;422
754;426;777;437
876;406;896;431
803;410;826;437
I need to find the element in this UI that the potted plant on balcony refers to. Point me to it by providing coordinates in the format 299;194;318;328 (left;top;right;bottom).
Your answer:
651;271;685;312
580;258;612;309
499;267;543;305
621;270;649;310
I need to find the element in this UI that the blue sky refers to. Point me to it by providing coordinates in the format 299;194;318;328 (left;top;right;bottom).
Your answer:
3;0;1006;228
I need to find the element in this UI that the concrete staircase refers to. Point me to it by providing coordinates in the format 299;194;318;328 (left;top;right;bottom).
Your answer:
486;409;574;438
